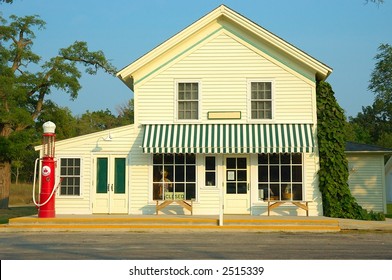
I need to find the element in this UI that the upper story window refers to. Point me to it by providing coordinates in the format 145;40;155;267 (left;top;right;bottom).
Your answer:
250;81;273;120
177;82;199;120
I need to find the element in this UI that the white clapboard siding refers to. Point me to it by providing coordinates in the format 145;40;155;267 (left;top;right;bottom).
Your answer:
347;154;386;213
136;32;314;125
303;153;323;216
41;125;137;214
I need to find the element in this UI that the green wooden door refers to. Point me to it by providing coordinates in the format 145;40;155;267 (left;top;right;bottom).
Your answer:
93;156;128;214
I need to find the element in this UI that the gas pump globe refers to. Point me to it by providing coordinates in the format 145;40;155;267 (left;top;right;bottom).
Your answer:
42;121;56;158
38;121;57;218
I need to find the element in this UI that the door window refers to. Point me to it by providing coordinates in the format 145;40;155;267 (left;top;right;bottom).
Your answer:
226;157;247;194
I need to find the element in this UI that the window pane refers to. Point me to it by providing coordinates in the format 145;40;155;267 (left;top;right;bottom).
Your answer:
61;166;67;176
205;156;215;170
227;183;236;194
237;170;247;181
281;153;290;164
258;184;268;200
186;154;196;164
164;166;174;182
292;153;302;164
258;154;268;164
292;166;302;182
179;83;184;91
293;184;303;200
270;166;279;182
281;166;291;182
96;158;108;194
270;184;280;200
238;183;247;194
186;184;196;200
164;154;174;164
153;154;163;164
153;166;161;182
175;154;185;164
175;165;184;182
174;183;185;193
114;158;126;194
205;172;215;186
270;154;279;164
153;183;163;200
226;158;236;169
258;166;268;182
186;166;196;182
237;158;246;169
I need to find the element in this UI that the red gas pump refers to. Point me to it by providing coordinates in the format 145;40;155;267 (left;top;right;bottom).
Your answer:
33;121;57;218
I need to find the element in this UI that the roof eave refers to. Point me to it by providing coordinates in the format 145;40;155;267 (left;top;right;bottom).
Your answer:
116;4;333;87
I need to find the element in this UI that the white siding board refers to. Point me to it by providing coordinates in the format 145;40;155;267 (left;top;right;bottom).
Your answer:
347;154;385;213
136;32;314;125
49;125;137;214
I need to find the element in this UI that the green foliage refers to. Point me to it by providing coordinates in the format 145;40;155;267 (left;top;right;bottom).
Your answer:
76;109;118;135
348;43;392;149
0;14;117;156
316;81;385;221
36;100;78;140
0;13;119;204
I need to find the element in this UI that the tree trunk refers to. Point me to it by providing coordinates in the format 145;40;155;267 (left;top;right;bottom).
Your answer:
0;162;11;209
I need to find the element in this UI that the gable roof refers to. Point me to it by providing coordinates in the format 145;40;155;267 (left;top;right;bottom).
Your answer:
345;141;392;154
117;5;332;90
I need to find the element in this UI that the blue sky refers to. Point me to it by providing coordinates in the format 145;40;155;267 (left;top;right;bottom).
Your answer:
2;0;392;118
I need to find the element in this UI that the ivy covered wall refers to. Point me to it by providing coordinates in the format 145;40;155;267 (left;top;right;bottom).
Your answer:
316;81;384;220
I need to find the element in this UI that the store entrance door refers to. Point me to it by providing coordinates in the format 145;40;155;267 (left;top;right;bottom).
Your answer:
224;156;250;214
93;156;127;214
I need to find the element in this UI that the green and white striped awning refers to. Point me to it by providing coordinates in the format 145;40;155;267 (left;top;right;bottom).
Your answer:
142;124;315;154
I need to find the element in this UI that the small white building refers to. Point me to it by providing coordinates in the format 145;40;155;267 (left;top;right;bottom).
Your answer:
346;142;392;213
37;5;334;216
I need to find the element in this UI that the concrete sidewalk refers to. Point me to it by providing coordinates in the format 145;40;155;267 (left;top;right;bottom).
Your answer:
1;214;392;232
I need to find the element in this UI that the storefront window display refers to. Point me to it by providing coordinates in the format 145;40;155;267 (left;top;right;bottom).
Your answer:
153;154;196;200
257;153;303;201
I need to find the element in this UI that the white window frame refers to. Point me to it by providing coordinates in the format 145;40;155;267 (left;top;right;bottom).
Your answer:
257;153;304;201
247;79;275;122
174;80;201;122
58;157;83;197
151;153;197;201
204;155;217;188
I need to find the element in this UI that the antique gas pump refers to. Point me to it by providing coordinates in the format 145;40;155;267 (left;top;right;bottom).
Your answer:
33;121;57;218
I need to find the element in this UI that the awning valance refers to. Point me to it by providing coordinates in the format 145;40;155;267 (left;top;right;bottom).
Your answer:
142;124;315;154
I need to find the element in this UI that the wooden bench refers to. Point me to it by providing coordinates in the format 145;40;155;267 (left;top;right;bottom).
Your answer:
267;200;311;216
155;200;193;215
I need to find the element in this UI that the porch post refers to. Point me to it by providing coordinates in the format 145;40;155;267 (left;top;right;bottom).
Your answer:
219;182;224;226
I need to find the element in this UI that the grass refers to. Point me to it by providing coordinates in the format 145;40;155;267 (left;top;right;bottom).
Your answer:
0;183;38;224
0;206;37;224
386;203;392;219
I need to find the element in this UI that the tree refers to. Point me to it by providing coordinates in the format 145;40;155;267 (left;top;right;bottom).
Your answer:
0;14;117;208
116;99;135;125
36;101;78;140
348;44;392;148
369;44;392;122
76;109;118;135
